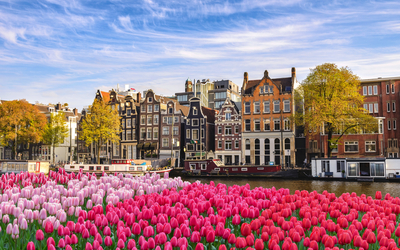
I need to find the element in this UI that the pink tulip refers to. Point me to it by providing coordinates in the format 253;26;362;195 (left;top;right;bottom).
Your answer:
27;242;35;250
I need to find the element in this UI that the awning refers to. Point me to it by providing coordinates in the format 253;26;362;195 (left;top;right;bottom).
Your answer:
194;152;206;157
144;142;151;150
137;143;144;150
149;142;158;150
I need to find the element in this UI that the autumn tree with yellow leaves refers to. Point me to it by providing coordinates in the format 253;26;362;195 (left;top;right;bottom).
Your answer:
294;63;378;157
0;100;47;159
42;111;69;164
80;99;121;164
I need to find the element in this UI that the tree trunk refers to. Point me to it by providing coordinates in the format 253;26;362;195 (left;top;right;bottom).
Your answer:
53;143;56;164
327;127;333;158
97;138;102;164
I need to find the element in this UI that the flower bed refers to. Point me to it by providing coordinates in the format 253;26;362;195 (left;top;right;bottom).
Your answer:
1;171;400;250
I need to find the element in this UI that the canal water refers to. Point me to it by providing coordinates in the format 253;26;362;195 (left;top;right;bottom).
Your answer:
181;177;400;198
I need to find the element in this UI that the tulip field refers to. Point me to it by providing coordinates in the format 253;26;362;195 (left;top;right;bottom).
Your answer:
1;170;400;250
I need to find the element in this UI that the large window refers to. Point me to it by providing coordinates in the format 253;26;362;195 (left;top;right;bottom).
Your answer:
363;86;367;95
173;126;179;135
284;100;290;112
264;101;270;113
154;104;159;112
274;120;280;131
163;127;169;135
126;119;131;128
147;128;152;140
322;160;330;172
244;102;250;114
285;138;290;150
141;115;146;125
141;105;146;113
264;139;270;164
273;100;280;113
177;95;188;102
336;160;345;172
154;115;159;125
368;86;372;95
218;126;222;134
225;112;231;120
192;130;199;140
254;102;260;114
345;141;358;152
254;120;260;131
373;85;378;95
192;119;199;126
225;141;232;150
374;103;378;113
274;138;280;165
147;105;153;113
215;92;226;99
140;128;145;139
153;128;158;139
284;119;290;131
162;138;169;147
235;140;239;148
245;119;251;131
365;141;376;152
245;139;250;150
126;131;132;140
225;126;232;135
147;115;152;125
264;120;270;131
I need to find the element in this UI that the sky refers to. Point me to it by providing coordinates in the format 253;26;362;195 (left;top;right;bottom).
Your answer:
0;0;400;111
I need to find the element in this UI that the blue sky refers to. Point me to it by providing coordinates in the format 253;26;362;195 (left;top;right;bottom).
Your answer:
0;0;400;110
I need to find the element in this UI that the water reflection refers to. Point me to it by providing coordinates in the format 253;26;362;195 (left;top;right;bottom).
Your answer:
181;177;400;198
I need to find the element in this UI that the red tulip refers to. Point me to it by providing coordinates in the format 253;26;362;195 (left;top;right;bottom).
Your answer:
219;245;227;250
93;240;100;250
195;243;204;250
58;238;66;248
375;191;382;200
148;238;156;249
127;239;136;250
206;230;215;243
85;242;93;250
117;239;125;249
191;231;201;243
309;240;318;250
45;221;54;233
71;234;78;245
228;233;236;244
47;237;55;247
58;225;64;237
36;229;44;241
241;223;251;237
236;237;247;249
27;242;35;250
254;239;264;250
367;232;376;244
105;236;113;246
82;228;90;239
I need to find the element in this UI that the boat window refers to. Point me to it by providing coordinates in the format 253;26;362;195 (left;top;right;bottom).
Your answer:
129;167;135;171
201;164;206;170
70;166;75;169
89;166;94;171
80;166;84;169
215;168;220;171
190;164;196;170
104;166;109;170
241;168;248;171
232;168;238;171
96;166;101;170
137;167;142;171
257;167;264;170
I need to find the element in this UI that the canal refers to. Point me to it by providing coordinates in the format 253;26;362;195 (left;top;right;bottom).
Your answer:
181;177;400;198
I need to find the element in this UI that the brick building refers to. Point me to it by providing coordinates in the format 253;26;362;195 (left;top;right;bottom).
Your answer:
241;68;296;167
215;97;242;164
306;76;400;160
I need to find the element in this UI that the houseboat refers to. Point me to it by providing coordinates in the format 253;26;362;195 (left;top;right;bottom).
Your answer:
184;159;283;176
64;159;172;176
311;158;392;181
0;160;50;175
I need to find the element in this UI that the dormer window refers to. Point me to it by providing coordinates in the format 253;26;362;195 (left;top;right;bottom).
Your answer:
193;108;198;115
148;97;153;103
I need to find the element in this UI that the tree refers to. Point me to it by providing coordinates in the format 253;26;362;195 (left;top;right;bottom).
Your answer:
42;111;69;164
0;100;47;159
294;63;378;157
80;99;121;164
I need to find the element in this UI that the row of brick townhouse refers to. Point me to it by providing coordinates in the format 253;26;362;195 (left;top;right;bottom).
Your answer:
306;76;400;161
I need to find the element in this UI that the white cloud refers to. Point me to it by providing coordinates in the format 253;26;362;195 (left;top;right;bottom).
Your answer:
0;25;25;43
118;16;134;32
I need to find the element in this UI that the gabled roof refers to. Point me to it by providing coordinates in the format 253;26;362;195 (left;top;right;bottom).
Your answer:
201;106;217;123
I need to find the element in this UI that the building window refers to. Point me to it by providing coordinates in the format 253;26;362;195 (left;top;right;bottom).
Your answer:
168;107;173;114
174;116;179;123
274;120;280;131
141;115;146;125
285;138;290;150
122;120;125;128
147;128;152;139
245;139;250;150
147;115;152;125
263;101;270;113
127;109;131;116
140;128;145;139
153;128;158;139
244;102;250;114
235;140;239;148
388;102;391;112
386;84;390;94
163;127;169;135
225;141;232;150
254;120;260;131
369;104;373;113
368;86;372;95
186;119;190;125
392;84;395;93
225;112;231;120
245;119;250;131
363;104;368;112
273;100;280;113
264;119;270;131
192;130;199;140
284;100;290;112
225;126;232;135
394;120;397;130
141;105;146;113
254;102;260;114
148;97;153;103
218;126;222;134
235;125;239;134
374;103;378;113
167;117;173;125
147;105;153;113
201;129;204;138
218;140;222;149
154;115;159;125
393;102;396;112
363;86;367;95
126;131;132;140
192;119;199;126
163;138;169;147
344;141;358;152
186;129;190;139
373;85;378;95
260;86;264;94
284;119;290;131
154;104;159;112
365;141;376;152
388;120;391;130
173;126;179;135
201;118;204;125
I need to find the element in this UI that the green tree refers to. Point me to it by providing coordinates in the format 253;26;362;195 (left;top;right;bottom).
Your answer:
0;100;47;159
80;99;121;164
42;111;69;164
294;63;378;157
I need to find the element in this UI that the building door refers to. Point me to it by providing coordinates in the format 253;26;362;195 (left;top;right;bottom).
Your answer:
274;138;280;165
285;156;290;168
225;155;232;165
255;139;260;165
234;155;239;165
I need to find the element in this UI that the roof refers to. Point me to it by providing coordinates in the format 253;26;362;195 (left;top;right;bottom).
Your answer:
177;104;189;116
99;91;110;102
361;77;400;83
243;77;293;95
201;106;217;123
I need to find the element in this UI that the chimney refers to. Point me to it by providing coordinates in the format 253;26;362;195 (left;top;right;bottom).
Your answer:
55;103;61;111
73;108;78;116
264;70;269;78
242;72;248;95
291;67;296;86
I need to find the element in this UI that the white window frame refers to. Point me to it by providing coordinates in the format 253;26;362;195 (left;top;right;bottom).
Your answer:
153;127;158;139
368;86;372;95
344;141;359;153
365;141;376;152
186;129;190;138
201;164;206;170
363;104;368;112
218;126;222;134
244;102;250;114
393;102;396;112
263;101;270;113
284;100;290;112
264;119;270;131
235;140;239;148
387;102;390;112
225;126;232;135
254;102;260;114
388;120;391;130
147;128;152;140
284;119;290;131
392;84;395;93
273;100;280;113
162;138;169;147
394;120;397;130
254;120;260;131
369;104;373;113
386;84;390;94
373;85;378;95
225;141;232;150
154;104;159;112
154;115;159;125
218;140;222;148
147;105;153;113
374;103;378;113
225;112;231;120
192;129;199;140
363;86;367;95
